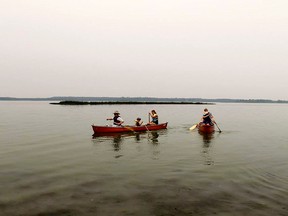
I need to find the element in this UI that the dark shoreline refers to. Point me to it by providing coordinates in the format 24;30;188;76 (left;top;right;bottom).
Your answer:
1;97;287;104
50;101;214;105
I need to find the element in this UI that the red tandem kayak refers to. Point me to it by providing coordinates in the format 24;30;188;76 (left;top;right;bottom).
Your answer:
198;123;215;133
92;122;168;134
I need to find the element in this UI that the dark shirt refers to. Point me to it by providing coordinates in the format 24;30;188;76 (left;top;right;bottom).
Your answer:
203;112;213;125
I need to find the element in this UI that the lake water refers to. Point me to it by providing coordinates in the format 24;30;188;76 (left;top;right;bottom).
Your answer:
1;101;288;216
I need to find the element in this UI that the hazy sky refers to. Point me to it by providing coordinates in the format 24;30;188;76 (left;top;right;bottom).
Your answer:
1;0;288;99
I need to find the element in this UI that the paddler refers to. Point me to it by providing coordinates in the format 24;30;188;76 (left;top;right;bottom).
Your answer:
106;111;124;126
135;117;143;126
201;108;215;125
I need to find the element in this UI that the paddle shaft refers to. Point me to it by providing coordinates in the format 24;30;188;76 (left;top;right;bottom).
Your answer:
214;122;222;132
122;125;136;133
148;112;150;123
144;124;150;132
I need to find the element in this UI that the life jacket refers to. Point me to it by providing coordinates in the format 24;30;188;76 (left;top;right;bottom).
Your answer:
203;112;213;124
113;116;121;124
152;116;158;124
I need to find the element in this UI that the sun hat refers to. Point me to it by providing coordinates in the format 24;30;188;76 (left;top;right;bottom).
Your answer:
113;111;120;114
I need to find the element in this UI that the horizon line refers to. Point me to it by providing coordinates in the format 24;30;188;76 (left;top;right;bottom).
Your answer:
0;96;287;101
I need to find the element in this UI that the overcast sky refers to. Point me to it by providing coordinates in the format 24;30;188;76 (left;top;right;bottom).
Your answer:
1;0;287;99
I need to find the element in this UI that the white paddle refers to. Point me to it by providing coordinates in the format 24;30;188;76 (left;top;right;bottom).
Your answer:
189;124;197;131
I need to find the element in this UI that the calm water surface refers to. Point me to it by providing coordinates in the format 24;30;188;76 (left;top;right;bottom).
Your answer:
0;102;288;216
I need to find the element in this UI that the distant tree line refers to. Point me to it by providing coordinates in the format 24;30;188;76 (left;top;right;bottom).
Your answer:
0;96;287;103
50;101;212;105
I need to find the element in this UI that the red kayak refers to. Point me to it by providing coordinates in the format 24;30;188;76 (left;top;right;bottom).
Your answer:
198;123;215;133
92;122;168;134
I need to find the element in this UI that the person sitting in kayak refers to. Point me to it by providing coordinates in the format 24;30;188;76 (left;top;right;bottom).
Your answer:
135;117;143;126
148;109;158;125
106;111;124;126
201;108;215;125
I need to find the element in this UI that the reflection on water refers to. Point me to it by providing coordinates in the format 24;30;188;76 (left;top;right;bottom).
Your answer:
148;131;159;144
2;102;288;216
112;135;122;151
92;131;160;143
135;133;140;141
92;131;161;152
199;131;214;144
148;132;160;160
199;131;215;165
92;132;133;152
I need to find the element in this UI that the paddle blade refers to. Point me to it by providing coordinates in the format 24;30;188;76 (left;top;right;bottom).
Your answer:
189;124;197;131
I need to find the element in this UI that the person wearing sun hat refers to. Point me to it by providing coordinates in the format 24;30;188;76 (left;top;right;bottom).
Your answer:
106;111;124;126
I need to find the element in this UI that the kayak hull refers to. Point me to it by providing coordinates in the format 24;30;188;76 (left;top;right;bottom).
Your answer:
92;122;168;134
198;123;215;133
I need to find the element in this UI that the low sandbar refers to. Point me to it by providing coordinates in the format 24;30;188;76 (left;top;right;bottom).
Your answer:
50;101;214;105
